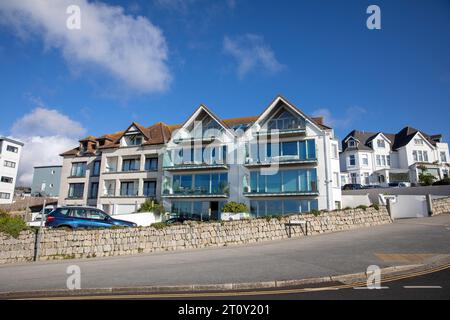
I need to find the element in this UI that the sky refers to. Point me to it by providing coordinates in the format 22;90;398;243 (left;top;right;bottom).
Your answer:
0;0;449;186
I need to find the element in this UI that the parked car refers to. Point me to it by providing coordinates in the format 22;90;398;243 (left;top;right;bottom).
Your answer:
342;184;363;190
388;182;411;188
45;206;137;229
165;216;202;224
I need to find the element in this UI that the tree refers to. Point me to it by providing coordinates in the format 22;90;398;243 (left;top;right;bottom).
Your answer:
418;167;436;186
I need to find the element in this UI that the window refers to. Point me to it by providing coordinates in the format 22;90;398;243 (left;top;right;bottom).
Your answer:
68;183;84;199
249;169;317;193
6;145;18;153
120;181;137;196
414;138;423;145
418;150;423;162
86;209;107;220
364;173;370;185
351;173;358;184
89;182;99;199
71;162;86;177
0;192;10;199
333;172;340;188
92;161;101;176
362;154;369;166
281;141;298;156
122;159;139;172
423;151;429;162
144;181;156;197
127;135;143;146
377;140;385;148
441;152;447;163
4;160;16;168
145;157;158;171
348;140;356;147
1;176;13;183
387;155;391;166
249;199;318;217
413;150;418;162
381;155;386;166
349;155;356;166
376;155;381;166
332;144;338;159
443;169;449;178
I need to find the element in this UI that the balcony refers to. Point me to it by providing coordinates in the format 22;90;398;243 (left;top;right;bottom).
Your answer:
162;184;229;198
243;189;319;197
244;155;317;167
163;160;228;171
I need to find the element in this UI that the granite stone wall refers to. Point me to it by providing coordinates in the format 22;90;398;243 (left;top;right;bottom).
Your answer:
0;206;393;264
431;196;450;216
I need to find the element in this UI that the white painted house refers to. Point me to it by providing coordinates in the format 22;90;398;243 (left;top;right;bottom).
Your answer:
339;127;450;186
0;136;24;204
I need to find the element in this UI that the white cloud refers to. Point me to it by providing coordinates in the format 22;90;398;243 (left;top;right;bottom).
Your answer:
9;107;86;186
312;106;367;129
223;34;284;78
0;0;171;93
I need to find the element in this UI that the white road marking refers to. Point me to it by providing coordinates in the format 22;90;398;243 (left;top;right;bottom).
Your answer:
353;286;389;290
403;286;442;289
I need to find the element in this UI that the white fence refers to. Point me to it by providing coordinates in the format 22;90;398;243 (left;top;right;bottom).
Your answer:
341;194;371;208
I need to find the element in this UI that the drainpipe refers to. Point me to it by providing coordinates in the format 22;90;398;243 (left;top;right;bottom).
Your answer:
322;133;332;210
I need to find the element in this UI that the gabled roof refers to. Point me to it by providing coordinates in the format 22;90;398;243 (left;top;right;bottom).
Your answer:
341;126;441;152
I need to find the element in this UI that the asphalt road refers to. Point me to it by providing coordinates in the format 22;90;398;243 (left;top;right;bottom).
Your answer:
0;215;449;294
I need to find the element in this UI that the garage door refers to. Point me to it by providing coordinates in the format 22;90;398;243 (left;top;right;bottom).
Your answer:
390;195;429;219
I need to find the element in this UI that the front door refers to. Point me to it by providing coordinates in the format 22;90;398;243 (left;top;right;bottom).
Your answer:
210;201;219;220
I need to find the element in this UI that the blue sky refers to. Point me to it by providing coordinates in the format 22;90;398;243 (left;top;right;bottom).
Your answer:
0;0;449;184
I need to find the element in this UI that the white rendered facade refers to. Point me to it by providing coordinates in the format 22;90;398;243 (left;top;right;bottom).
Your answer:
0;137;24;204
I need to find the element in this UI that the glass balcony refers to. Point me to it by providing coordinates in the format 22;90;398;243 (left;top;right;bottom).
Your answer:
162;173;229;198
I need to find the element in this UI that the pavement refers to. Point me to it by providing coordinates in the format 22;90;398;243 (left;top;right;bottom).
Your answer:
0;214;449;298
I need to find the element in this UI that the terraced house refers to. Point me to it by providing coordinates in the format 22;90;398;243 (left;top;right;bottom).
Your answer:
58;96;342;219
340;127;450;186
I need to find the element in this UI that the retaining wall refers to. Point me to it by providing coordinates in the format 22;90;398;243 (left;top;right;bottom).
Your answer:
1;206;393;264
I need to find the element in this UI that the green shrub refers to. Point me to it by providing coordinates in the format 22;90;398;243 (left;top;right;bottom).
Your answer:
151;222;169;230
310;209;321;217
222;201;248;213
138;198;165;214
371;204;380;210
0;213;28;238
356;205;368;211
433;178;450;186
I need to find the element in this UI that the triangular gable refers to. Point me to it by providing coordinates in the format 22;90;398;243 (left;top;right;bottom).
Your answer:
251;95;325;132
368;132;392;144
116;122;149;141
408;131;435;149
175;104;235;139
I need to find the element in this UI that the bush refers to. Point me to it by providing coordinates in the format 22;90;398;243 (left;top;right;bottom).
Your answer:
356;205;368;211
433;178;450;186
0;213;28;238
371;204;380;211
138;199;165;214
222;202;248;213
310;209;321;217
151;222;169;230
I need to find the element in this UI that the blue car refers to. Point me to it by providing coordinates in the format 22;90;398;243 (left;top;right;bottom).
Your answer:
45;206;137;229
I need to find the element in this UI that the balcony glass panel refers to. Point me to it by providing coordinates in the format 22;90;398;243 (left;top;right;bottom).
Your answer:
247;169;317;194
283;170;298;192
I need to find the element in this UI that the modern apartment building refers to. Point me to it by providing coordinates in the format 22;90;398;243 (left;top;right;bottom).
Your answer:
0;136;24;204
31;165;62;197
340;127;450;186
58;95;342;219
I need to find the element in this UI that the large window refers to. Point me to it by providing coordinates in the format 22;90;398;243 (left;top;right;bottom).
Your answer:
89;182;99;199
267;110;302;131
120;181;137;196
6;145;18;153
362;154;369;166
145;157;158;171
144;181;156;197
92;161;101;176
441;152;447;163
349;155;356;166
1;176;13;183
122;159;139;172
68;183;84;199
4;160;16;168
281;141;298;156
172;173;228;195
250;199;318;217
0;192;10;199
71;162;86;177
376;155;381;166
248;169;317;193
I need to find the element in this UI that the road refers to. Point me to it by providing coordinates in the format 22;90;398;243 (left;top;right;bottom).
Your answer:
0;214;449;295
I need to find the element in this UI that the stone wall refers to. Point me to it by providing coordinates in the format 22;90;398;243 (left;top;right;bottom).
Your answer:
431;196;450;216
0;206;391;265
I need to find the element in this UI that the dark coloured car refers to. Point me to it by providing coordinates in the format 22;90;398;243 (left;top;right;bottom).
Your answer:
342;184;363;190
45;206;137;229
165;216;202;224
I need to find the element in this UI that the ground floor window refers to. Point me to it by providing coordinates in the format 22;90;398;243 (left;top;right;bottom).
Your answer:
171;201;225;220
249;199;318;217
0;192;10;199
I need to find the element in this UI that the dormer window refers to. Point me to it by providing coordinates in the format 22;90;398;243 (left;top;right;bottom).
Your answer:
122;134;143;146
414;138;423;145
377;139;385;148
348;140;356;147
